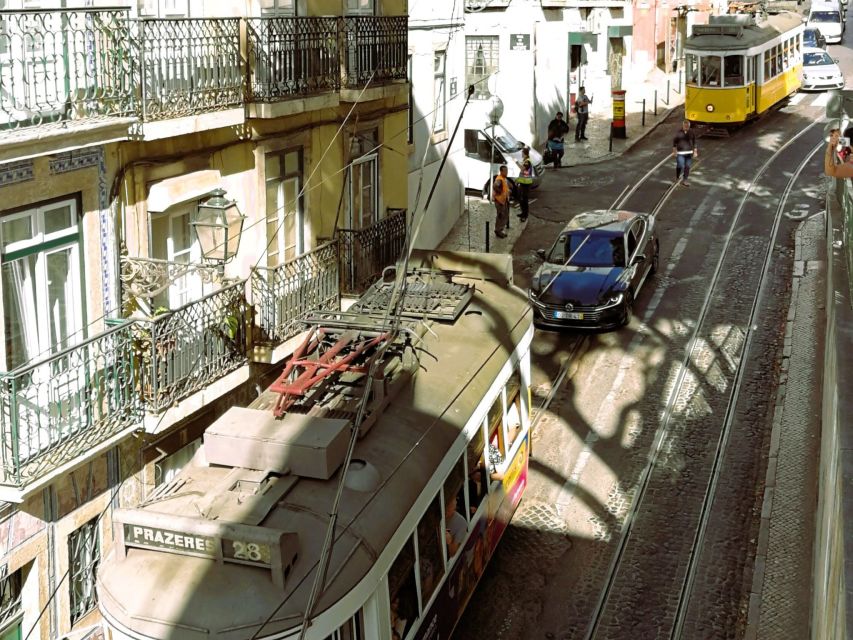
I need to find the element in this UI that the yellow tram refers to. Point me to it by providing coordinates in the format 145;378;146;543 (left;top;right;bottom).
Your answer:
684;11;804;127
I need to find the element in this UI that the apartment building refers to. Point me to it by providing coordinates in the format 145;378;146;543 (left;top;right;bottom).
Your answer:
0;1;408;638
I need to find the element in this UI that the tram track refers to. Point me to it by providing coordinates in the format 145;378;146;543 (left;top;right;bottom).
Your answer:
580;121;822;640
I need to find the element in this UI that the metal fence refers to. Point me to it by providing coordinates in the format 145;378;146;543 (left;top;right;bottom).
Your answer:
136;281;249;414
338;208;407;295
138;18;243;121
252;242;340;345
341;16;407;88
247;16;339;102
0;8;136;130
0;322;140;487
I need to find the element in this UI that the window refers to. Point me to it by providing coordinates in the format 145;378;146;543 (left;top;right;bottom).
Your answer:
325;612;364;640
345;0;374;14
700;55;721;86
724;55;743;86
416;496;445;605
1;198;82;370
443;457;467;561
69;519;99;624
407;55;414;144
260;0;295;14
466;422;486;516
764;50;770;80
388;537;418;640
347;130;379;229
150;207;203;309
265;149;305;267
685;53;698;85
466;36;498;99
155;438;201;487
433;51;446;134
0;567;22;640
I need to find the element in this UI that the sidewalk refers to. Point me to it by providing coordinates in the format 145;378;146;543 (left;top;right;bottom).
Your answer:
439;68;685;254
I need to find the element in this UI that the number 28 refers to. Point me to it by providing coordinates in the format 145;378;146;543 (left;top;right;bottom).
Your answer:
233;541;263;562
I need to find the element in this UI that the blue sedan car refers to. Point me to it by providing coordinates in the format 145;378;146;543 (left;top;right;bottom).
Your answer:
528;210;659;330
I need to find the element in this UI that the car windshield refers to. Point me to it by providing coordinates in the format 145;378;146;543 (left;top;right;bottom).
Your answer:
548;233;625;267
492;124;524;152
804;51;834;66
810;11;839;21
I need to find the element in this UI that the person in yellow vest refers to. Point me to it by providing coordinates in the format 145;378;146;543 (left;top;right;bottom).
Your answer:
492;165;510;238
516;147;534;222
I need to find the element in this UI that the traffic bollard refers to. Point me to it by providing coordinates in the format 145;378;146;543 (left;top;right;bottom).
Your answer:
654;90;658;116
609;125;613;152
667;79;671;104
642;99;646;126
485;221;490;253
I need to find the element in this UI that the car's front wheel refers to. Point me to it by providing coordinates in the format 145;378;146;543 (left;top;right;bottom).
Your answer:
621;293;634;327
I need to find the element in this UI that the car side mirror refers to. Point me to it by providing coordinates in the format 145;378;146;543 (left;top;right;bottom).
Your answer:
536;249;547;260
834;58;840;64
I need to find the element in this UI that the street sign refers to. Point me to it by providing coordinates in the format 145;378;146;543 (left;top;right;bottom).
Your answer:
510;34;530;50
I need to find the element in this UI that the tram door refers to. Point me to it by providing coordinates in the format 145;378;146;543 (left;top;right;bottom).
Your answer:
746;55;758;115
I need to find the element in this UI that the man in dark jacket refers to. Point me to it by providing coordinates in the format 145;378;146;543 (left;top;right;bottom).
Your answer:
672;120;698;186
547;112;570;167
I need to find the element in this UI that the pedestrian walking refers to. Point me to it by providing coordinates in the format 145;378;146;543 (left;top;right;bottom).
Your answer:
547;111;570;167
516;147;533;222
574;87;592;141
672;119;698;186
492;165;510;238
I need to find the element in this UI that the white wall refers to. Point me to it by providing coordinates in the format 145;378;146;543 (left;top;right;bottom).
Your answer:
408;0;467;249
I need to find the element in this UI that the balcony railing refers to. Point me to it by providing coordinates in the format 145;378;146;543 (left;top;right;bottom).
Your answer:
338;208;407;295
138;18;243;121
0;323;140;488
135;282;249;414
251;242;340;345
247;16;339;102
0;8;136;131
342;16;407;89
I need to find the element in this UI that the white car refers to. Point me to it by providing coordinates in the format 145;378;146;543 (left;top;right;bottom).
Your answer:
801;47;845;91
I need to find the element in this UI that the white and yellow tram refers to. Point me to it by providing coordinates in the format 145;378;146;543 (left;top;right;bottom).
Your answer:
97;251;534;640
684;11;804;127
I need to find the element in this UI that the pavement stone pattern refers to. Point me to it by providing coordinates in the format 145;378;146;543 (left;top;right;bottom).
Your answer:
748;214;825;640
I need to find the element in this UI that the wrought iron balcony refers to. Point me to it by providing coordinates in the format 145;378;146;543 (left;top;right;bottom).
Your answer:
0;323;140;490
342;16;407;89
0;8;136;131
138;18;243;122
247;16;339;102
337;208;407;295
251;242;340;346
133;282;249;414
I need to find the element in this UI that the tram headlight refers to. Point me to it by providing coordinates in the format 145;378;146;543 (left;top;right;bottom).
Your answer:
706;104;715;113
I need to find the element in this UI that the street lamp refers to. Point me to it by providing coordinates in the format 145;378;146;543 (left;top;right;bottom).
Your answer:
487;95;503;206
191;188;246;266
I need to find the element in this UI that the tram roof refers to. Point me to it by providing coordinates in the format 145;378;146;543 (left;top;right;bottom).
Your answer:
685;11;803;51
97;251;533;640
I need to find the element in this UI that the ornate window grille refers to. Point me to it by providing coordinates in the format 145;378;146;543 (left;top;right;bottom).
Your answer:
68;519;99;624
0;566;22;637
465;35;498;99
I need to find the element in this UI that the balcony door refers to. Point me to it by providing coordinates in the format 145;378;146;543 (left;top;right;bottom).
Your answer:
150;206;205;311
265;149;305;267
347;130;379;230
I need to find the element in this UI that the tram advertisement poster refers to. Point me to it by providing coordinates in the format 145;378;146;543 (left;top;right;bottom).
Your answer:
414;438;529;640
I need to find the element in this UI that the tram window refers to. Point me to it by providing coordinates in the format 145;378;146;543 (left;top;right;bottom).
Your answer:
444;456;466;519
764;50;770;79
724;56;743;86
416;495;445;604
443;460;468;560
388;537;418;640
774;46;782;76
686;54;699;84
326;612;364;640
701;56;721;86
466;421;486;515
